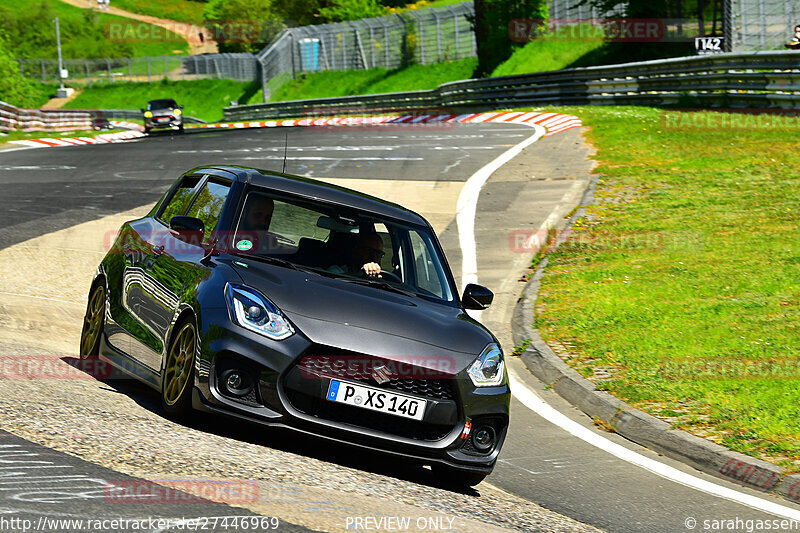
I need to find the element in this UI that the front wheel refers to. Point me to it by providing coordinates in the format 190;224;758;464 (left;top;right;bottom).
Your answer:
79;284;105;359
161;320;197;417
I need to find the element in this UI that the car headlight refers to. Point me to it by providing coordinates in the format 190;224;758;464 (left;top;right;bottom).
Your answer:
144;111;153;118
468;343;506;387
225;284;294;340
174;109;182;116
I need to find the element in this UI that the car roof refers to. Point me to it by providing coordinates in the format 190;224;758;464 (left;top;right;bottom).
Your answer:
190;165;429;227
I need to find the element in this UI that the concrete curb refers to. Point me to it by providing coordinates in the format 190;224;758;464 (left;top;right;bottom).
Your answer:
510;180;799;504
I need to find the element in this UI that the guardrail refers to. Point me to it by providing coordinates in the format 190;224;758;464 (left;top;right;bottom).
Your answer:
224;51;800;121
0;102;206;132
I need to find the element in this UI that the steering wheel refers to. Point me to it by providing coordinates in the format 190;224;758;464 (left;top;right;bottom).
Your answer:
362;269;402;283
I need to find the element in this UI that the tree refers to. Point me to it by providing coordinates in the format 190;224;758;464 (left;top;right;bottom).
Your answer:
203;0;285;53
318;0;383;23
0;31;46;108
473;0;548;76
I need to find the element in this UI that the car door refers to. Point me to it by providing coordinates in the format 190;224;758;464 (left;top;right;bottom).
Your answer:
143;177;233;372
122;174;204;372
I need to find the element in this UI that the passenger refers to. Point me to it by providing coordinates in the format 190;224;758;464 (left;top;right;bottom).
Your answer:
328;232;384;278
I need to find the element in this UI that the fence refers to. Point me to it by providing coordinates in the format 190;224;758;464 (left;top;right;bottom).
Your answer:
224;50;800;121
17;54;258;85
256;3;476;99
732;0;800;51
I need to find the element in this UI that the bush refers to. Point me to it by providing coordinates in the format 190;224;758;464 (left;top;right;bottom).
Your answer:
0;31;52;108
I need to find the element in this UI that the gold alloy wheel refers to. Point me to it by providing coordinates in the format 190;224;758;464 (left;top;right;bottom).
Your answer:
80;285;105;358
163;322;196;406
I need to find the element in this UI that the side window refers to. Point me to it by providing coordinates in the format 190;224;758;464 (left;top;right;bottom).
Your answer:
158;176;202;224
409;231;444;298
185;180;231;242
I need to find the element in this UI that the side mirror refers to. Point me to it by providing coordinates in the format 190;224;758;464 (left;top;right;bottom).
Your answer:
169;216;205;245
180;104;184;109
462;283;493;310
140;108;144;113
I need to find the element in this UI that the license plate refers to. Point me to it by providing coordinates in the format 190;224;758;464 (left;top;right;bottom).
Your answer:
156;118;169;123
326;379;426;421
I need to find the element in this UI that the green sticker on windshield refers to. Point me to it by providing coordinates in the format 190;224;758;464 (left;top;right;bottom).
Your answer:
236;239;253;251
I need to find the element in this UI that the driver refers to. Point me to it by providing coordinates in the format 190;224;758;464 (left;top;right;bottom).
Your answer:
237;195;276;253
241;195;274;231
328;232;384;278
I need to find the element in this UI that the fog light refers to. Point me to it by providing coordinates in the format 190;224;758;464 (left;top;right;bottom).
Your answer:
220;369;252;397
472;426;496;452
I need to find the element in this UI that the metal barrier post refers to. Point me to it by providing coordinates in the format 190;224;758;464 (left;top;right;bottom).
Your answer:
106;57;112;82
395;14;408;67
147;56;152;82
433;10;442;62
163;55;168;79
85;60;91;86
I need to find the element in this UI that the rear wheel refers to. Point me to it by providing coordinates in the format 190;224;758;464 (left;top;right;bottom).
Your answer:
161;319;197;417
79;284;105;359
144;126;151;134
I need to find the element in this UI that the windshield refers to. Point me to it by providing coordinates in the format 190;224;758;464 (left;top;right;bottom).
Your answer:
147;99;177;110
230;188;456;304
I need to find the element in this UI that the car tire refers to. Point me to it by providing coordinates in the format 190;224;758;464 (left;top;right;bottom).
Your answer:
144;126;151;134
178;124;184;133
161;318;197;417
432;466;487;487
79;283;105;359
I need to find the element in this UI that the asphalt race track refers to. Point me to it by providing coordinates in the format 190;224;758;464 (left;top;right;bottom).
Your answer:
1;124;799;533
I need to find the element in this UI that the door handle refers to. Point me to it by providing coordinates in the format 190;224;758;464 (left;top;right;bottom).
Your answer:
152;245;165;256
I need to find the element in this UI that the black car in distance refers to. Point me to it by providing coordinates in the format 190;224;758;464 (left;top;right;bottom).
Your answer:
141;98;184;134
80;166;510;486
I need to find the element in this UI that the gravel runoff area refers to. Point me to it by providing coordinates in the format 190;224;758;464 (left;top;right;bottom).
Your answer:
0;374;602;533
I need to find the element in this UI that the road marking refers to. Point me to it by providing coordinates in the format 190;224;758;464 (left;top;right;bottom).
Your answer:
508;368;800;520
452;119;800;519
456;124;546;290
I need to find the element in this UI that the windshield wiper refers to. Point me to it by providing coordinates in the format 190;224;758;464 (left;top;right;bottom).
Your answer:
231;253;320;275
341;277;417;297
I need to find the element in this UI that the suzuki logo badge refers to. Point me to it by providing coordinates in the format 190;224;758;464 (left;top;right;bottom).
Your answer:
371;364;392;385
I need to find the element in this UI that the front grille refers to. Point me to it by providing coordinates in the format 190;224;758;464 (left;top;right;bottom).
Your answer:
286;389;453;441
284;345;460;441
297;351;456;401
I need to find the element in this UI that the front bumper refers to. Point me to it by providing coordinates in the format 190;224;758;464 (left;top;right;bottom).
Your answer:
191;316;510;473
144;115;183;129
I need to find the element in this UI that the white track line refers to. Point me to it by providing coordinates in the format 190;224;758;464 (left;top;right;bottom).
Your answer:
454;117;800;519
509;368;800;520
456;123;546;290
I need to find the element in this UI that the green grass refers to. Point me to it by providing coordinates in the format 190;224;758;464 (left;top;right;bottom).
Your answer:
110;0;206;25
62;79;262;121
0;0;188;59
491;26;607;76
270;58;477;102
530;106;800;469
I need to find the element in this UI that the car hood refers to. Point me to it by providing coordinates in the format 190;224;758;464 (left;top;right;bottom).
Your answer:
227;257;494;369
148;107;176;114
